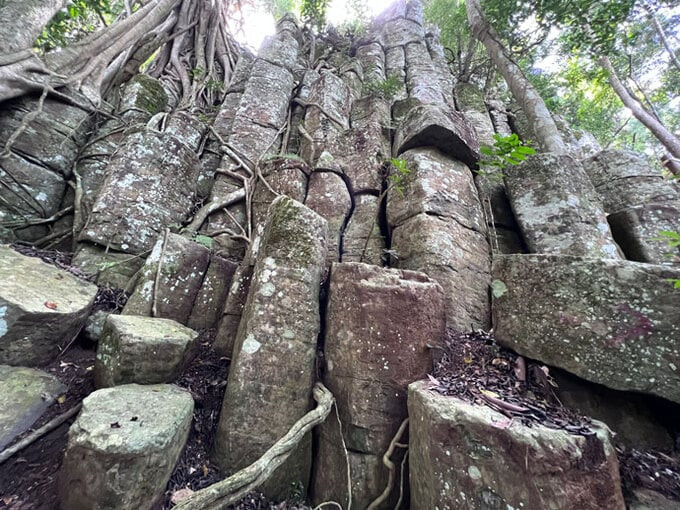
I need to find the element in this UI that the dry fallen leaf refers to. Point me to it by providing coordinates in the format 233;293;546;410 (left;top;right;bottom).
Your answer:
57;395;67;404
44;301;58;310
202;464;209;477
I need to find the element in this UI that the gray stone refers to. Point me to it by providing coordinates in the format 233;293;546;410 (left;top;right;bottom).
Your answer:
455;82;487;112
408;381;626;510
627;489;680;510
212;257;255;357
0;245;97;366
214;197;328;500
391;213;491;331
122;233;211;324
609;202;680;264
84;310;111;343
583;149;680;214
504;153;621;259
80;129;201;253
0;365;65;450
464;109;496;146
554;370;674;450
305;171;352;264
341;193;385;265
387;147;485;233
356;43;385;85
94;315;199;387
71;243;145;290
492;254;680;404
393;103;480;168
312;262;446;508
187;255;238;331
404;41;446;105
380;18;426;49
59;384;193;510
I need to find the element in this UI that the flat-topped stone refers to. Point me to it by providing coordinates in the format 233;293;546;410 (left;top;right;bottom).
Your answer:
94;315;199;387
59;384;193;510
0;365;65;450
492;254;680;403
0;245;98;366
408;381;626;510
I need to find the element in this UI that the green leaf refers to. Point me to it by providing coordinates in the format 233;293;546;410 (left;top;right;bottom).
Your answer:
194;234;214;249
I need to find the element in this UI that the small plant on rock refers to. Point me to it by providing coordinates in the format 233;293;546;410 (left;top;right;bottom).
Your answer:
477;133;536;179
364;75;402;100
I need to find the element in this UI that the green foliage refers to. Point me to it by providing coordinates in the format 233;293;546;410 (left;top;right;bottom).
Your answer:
388;157;412;195
35;0;121;53
259;0;300;19
363;75;402;100
651;231;680;288
478;133;536;177
300;0;329;31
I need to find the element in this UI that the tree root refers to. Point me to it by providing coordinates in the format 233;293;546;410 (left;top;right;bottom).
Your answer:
173;383;334;510
0;404;82;466
366;418;409;510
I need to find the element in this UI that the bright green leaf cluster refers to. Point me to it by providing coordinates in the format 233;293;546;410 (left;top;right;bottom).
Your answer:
388;157;412;196
300;0;330;31
478;133;536;177
363;75;402;100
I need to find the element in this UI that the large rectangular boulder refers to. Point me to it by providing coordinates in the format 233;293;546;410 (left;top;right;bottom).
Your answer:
492;254;680;404
408;381;626;510
312;262;446;509
0;245;98;366
213;197;328;500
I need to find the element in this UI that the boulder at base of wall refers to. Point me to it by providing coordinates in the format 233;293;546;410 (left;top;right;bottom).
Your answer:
71;243;146;290
187;255;238;331
94;315;199;388
0;245;98;366
122;233;211;324
393;104;480;168
59;384;193;510
408;381;626;510
504;153;621;259
213;197;328;501
492;254;680;404
0;365;65;450
312;262;446;509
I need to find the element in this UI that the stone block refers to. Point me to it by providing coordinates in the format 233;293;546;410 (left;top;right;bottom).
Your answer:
94;315;199;387
0;245;97;366
408;381;626;510
492;254;680;404
59;384;193;509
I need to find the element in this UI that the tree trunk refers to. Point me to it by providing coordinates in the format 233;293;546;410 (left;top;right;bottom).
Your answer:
0;0;69;53
644;5;680;72
599;55;680;162
465;0;567;154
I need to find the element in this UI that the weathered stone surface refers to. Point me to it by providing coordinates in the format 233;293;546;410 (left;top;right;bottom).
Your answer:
504;153;621;259
71;243;145;289
341;193;385;265
405;41;446;105
393;103;480;167
455;82;487;112
76;75;167;227
554;370;673;450
492;254;680;403
627;489;680;510
164;111;205;152
212;257;255;357
464;109;496;145
582;149;680;264
487;98;513;136
84;310;110;343
609;202;680;264
187;255;238;331
80;129;201;253
251;156;309;246
391;213;491;330
408;381;626;510
356;43;386;84
387;147;485;233
380;17;426;49
426;32;455;105
305;171;352;264
214;197;328;499
59;384;193;510
312;262;446;508
95;315;199;387
0;365;65;450
299;73;352;164
0;245;97;366
122;233;211;324
583;149;680;213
